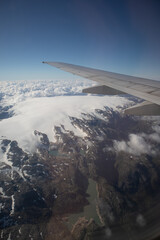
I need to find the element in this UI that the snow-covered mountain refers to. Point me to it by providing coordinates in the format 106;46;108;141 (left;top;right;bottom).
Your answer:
0;79;132;153
0;79;160;240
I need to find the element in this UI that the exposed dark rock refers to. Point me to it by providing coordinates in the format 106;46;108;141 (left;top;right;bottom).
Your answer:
0;110;160;239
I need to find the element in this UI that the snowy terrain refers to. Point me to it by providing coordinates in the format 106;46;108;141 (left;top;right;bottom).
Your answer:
0;79;160;240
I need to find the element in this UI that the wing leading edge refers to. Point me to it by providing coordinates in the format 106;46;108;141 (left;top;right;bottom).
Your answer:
43;61;160;115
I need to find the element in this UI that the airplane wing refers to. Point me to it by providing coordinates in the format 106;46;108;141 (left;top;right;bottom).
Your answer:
42;62;160;115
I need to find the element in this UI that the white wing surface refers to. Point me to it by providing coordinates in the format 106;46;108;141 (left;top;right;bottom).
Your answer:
43;62;160;115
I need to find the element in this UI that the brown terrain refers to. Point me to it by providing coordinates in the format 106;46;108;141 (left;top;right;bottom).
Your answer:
0;109;160;240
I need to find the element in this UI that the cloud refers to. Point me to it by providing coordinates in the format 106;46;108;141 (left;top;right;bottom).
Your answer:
147;125;160;143
1;79;159;156
0;79;95;106
105;228;112;238
0;79;133;153
147;133;160;143
0;96;131;153
136;214;146;227
114;127;160;156
114;134;153;155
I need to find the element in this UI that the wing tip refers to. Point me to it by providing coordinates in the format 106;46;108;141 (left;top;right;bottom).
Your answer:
42;61;61;65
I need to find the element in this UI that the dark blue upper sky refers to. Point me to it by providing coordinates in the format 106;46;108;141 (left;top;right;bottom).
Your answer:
0;0;160;81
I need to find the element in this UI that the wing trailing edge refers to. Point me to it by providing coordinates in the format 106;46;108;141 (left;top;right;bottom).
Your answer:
125;101;160;116
82;85;125;95
43;61;160;115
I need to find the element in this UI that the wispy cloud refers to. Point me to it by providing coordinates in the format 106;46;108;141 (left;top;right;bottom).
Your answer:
113;128;160;156
136;214;146;227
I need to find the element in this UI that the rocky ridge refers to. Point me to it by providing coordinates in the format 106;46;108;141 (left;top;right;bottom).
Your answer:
0;108;160;240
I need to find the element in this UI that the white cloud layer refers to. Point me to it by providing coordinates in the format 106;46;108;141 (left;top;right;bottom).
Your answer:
0;79;95;106
0;79;132;153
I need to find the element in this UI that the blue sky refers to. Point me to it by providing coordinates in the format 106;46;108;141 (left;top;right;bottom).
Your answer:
0;0;160;81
